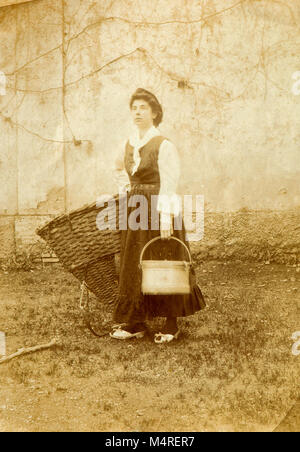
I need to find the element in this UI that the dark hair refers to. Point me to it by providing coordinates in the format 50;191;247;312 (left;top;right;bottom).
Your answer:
130;88;163;127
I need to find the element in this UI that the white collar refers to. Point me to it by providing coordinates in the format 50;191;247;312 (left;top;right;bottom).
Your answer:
129;125;160;149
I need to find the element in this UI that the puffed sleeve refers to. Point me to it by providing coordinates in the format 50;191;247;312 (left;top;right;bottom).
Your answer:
113;142;131;194
157;139;182;225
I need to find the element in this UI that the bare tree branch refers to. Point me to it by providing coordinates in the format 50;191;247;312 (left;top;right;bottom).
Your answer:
0;338;58;365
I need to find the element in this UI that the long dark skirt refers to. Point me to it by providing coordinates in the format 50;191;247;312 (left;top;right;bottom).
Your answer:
113;185;206;325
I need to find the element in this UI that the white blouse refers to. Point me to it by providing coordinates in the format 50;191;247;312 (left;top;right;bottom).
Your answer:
114;126;182;225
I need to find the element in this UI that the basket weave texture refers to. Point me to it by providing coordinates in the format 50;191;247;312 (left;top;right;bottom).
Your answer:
36;194;124;305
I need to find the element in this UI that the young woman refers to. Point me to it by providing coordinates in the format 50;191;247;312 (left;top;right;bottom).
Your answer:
110;88;205;343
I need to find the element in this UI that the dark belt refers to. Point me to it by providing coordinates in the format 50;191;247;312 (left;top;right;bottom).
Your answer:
130;183;160;189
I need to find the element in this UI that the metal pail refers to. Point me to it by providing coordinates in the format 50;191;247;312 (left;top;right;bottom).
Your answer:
139;236;192;295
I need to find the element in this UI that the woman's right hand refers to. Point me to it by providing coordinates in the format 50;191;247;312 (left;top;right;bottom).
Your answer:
160;217;174;240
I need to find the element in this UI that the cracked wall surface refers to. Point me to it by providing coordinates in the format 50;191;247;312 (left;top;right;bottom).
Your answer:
0;0;300;261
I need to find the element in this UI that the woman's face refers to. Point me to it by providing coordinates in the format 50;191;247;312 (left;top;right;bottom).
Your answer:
131;99;156;129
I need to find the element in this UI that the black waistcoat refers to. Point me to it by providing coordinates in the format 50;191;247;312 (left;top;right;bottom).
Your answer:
124;136;166;185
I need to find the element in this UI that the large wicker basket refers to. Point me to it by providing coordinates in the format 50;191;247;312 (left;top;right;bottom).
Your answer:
36;193;125;306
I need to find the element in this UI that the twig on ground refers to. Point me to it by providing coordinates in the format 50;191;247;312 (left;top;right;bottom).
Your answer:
0;338;58;365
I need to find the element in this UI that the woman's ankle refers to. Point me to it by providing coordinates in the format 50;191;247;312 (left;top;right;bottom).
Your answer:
126;322;146;333
162;317;178;335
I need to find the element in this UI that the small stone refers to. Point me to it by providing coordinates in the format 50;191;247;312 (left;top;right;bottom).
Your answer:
56;386;67;392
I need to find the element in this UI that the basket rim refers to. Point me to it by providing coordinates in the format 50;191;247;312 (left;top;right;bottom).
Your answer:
36;193;120;237
141;260;191;268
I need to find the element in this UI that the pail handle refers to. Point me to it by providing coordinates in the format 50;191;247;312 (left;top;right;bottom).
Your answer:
139;236;192;267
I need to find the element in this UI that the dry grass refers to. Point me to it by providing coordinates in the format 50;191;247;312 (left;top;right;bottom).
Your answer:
0;260;299;432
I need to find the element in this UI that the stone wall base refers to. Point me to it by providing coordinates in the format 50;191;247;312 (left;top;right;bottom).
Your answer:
0;209;299;266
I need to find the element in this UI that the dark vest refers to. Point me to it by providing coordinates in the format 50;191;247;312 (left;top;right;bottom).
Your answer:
124;136;166;185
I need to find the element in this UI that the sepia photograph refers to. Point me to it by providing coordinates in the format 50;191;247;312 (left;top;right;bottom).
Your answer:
0;0;299;434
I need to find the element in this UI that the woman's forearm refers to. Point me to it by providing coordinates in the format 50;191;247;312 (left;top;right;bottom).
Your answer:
157;139;182;219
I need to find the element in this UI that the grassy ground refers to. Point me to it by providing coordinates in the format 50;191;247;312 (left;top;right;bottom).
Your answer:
0;260;299;432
